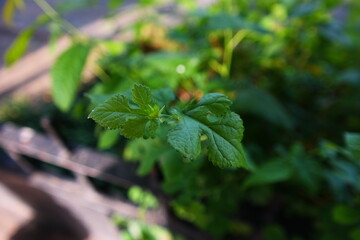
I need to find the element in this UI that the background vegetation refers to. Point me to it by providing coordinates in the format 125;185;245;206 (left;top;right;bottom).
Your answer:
2;0;360;239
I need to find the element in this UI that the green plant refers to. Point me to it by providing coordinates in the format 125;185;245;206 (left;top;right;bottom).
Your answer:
88;84;247;168
3;0;360;239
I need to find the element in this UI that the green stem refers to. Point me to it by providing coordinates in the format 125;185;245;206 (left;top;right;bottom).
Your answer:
93;62;112;82
223;29;233;78
221;0;234;78
34;0;85;41
230;29;247;49
34;0;115;83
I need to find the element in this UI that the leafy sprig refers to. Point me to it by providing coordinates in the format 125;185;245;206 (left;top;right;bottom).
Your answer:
89;84;247;168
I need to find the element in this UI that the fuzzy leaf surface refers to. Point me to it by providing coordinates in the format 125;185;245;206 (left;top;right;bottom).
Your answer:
88;84;159;139
168;93;247;168
186;92;232;116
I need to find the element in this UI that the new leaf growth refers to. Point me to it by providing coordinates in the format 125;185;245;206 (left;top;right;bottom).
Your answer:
89;84;247;168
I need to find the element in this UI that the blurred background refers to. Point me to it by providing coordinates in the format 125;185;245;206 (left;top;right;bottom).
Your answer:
0;0;360;240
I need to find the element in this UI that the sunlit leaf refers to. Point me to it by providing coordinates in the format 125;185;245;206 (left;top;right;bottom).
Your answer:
52;43;91;111
4;27;35;66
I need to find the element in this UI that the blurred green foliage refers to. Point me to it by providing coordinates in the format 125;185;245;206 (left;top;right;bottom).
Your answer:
3;0;360;239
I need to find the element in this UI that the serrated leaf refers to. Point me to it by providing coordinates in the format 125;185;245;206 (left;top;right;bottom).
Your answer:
89;85;160;139
168;93;247;168
86;91;131;107
89;94;137;129
52;43;91;111
191;92;232;115
145;119;160;138
168;117;201;160
121;116;148;139
200;112;246;168
132;84;153;110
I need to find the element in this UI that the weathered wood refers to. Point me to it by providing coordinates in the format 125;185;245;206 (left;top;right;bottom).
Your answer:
0;182;33;240
0;123;149;189
29;172;167;225
0;170;91;240
0;123;212;240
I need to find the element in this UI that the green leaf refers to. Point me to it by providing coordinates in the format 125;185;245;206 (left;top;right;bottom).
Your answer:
51;43;91;111
89;84;160;139
98;129;120;150
89;94;137;129
145;119;160;139
4;27;35;66
168;93;247;168
4;14;49;66
121;116;149;139
132;83;153;110
202;112;247;168
168;116;202;160
345;132;360;160
242;160;293;189
187;92;232;115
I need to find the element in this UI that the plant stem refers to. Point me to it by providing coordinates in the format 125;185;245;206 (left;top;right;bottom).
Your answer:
222;0;234;78
34;0;116;83
223;29;233;77
34;0;85;41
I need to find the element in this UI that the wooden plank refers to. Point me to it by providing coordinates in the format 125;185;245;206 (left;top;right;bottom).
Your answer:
0;183;34;240
0;123;211;240
0;123;148;188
